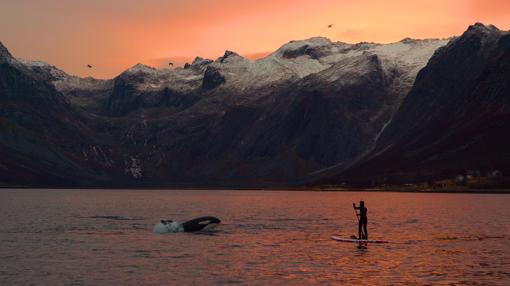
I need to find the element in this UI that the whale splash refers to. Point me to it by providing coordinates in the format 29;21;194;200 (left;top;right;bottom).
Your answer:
153;220;184;233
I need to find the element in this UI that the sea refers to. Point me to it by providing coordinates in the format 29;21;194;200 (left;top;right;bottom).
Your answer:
1;189;509;285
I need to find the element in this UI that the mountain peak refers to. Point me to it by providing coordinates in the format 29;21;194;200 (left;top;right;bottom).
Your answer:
295;37;332;45
399;37;416;44
125;63;157;74
466;22;500;34
456;22;503;47
0;41;14;62
192;56;213;67
192;57;204;65
218;50;243;63
274;37;336;61
279;37;332;51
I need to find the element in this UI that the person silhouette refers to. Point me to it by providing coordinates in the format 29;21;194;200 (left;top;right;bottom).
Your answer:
353;201;368;239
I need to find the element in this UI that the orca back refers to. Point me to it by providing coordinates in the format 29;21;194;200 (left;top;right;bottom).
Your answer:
182;216;221;232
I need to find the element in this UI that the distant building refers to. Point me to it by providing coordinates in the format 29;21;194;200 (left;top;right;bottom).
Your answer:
466;170;481;179
455;175;466;186
488;170;503;178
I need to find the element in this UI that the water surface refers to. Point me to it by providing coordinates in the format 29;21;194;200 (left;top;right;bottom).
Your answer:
1;189;509;285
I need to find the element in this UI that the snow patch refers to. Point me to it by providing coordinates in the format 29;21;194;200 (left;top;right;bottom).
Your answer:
125;63;158;75
17;59;50;67
373;118;393;145
125;157;142;179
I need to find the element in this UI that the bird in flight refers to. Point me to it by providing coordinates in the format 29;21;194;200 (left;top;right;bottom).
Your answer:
328;24;334;28
168;62;174;67
87;64;93;68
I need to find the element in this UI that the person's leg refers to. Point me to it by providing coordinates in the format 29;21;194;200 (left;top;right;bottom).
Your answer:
363;220;368;239
358;220;362;239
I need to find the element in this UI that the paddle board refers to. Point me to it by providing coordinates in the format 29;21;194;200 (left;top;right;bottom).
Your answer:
331;235;389;243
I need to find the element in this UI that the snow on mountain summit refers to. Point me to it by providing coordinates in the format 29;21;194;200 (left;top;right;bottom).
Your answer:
275;37;334;54
18;58;51;67
263;36;448;79
3;34;448;100
124;63;158;75
16;58;69;81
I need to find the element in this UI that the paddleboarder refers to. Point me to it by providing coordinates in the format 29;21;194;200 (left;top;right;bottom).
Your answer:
353;201;368;239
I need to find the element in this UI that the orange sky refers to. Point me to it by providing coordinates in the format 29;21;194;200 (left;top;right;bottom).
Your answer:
1;0;509;78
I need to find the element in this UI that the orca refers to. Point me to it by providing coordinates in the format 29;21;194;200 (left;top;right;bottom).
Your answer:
181;216;221;232
154;216;221;233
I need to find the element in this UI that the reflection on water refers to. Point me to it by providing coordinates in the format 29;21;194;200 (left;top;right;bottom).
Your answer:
1;189;510;285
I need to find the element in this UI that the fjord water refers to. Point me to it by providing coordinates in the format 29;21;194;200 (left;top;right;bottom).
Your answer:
1;189;509;285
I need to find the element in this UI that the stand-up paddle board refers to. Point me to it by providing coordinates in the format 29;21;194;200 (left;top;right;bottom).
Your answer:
331;235;389;244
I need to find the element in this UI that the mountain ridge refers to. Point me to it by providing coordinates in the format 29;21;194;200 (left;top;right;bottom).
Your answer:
318;23;510;186
1;23;507;187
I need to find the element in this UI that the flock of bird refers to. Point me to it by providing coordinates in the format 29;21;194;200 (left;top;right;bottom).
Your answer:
84;24;334;70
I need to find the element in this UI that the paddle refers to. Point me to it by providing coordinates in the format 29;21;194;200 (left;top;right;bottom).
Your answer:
353;203;366;240
353;203;360;222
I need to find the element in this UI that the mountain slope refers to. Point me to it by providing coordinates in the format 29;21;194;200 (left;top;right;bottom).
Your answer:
327;23;510;185
0;34;449;187
0;43;126;186
96;38;446;186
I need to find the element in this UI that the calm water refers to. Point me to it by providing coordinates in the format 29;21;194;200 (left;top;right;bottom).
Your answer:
1;189;509;285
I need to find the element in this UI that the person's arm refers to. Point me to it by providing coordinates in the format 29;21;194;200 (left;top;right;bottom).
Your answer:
353;203;360;210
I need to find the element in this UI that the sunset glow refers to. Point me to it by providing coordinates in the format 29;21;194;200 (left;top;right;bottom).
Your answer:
1;0;509;78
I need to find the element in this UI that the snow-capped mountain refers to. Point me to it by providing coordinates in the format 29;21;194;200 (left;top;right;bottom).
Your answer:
1;23;507;187
320;23;510;185
77;36;446;117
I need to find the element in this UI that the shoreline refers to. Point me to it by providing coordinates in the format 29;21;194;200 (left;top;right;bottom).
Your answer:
308;188;510;194
1;186;510;194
